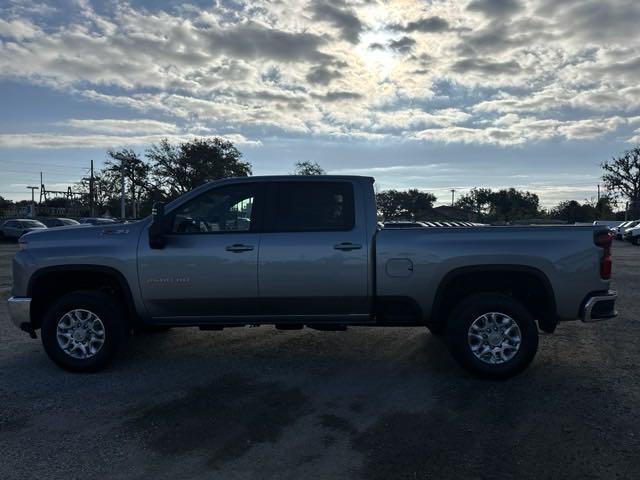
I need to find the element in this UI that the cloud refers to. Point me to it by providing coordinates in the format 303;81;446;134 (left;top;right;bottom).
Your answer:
309;0;363;44
202;21;332;63
311;90;363;102
387;36;416;54
306;64;343;85
0;132;261;149
451;58;522;75
0;18;40;39
411;115;628;145
60;119;180;135
466;0;524;18
0;0;639;152
388;16;450;33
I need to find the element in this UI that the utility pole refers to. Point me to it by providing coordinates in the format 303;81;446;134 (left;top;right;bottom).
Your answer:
597;184;600;202
451;189;455;207
120;158;126;220
39;172;43;204
26;186;39;217
131;164;136;219
89;160;95;217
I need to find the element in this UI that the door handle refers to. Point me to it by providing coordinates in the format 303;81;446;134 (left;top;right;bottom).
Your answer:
333;242;362;251
225;244;254;253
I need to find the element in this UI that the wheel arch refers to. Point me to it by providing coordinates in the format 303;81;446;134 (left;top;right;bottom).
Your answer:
430;264;558;333
28;265;137;329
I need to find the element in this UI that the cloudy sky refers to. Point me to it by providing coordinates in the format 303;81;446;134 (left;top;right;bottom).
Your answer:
1;0;640;207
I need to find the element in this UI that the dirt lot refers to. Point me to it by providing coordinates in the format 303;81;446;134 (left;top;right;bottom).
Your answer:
1;240;639;480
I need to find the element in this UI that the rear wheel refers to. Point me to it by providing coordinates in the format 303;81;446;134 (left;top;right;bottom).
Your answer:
41;291;129;372
446;293;538;379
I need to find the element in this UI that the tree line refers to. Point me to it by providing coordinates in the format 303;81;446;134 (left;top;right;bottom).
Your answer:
1;138;639;223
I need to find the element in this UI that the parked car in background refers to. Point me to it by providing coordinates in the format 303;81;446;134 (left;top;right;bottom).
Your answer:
624;225;640;245
79;217;118;225
617;220;640;240
593;220;622;230
613;221;632;239
41;218;80;228
0;219;47;240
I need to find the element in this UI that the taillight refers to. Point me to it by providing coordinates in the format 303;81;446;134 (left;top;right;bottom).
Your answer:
594;231;613;279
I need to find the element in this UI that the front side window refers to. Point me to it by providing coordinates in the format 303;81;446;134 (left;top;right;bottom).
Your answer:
269;182;355;232
172;184;258;234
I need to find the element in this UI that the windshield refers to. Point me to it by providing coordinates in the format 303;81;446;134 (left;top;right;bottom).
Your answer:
61;219;80;225
22;220;46;228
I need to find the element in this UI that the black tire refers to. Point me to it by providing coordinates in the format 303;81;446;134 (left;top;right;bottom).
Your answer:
446;293;539;379
41;291;129;373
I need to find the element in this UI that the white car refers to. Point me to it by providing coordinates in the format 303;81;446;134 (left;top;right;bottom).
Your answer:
624;225;640;245
0;219;47;240
614;220;636;239
619;220;640;240
593;220;622;232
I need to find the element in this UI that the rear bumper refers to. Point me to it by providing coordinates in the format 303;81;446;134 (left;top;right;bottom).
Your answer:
7;296;32;332
581;290;617;322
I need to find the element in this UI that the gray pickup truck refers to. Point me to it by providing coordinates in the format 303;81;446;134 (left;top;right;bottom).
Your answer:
8;175;617;378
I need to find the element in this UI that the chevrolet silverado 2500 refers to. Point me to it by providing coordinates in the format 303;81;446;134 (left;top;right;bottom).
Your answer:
7;176;617;378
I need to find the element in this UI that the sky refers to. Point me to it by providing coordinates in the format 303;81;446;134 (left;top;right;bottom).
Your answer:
1;0;640;208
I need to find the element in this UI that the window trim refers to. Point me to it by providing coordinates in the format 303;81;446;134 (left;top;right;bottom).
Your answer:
167;182;265;236
262;180;356;233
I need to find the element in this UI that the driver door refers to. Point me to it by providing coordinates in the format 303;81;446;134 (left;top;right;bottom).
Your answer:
138;182;264;320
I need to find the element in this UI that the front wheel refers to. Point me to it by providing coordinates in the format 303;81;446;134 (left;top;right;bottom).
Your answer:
41;291;129;372
446;293;539;379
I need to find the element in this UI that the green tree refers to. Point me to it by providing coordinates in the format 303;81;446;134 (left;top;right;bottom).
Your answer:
292;161;325;175
488;188;540;221
550;200;594;223
0;195;13;209
101;149;152;217
602;146;640;217
377;189;437;220
594;196;615;218
455;188;493;215
147;138;251;199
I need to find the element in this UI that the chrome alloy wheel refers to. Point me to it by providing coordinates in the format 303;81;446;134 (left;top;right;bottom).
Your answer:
468;312;522;365
56;309;106;359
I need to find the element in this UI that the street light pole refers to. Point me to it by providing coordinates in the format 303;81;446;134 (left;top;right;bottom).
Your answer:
120;159;126;220
26;186;39;218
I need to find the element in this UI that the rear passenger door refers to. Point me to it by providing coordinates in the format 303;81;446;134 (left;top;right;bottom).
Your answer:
258;180;370;320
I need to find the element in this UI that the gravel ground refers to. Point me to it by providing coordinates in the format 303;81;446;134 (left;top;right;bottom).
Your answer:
1;240;639;480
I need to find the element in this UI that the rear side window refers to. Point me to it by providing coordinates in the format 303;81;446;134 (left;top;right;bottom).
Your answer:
269;181;355;232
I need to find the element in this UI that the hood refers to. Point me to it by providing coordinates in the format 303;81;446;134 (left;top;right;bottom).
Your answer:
20;219;148;247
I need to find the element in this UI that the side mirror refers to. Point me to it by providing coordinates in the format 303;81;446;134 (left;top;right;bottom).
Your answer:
149;202;168;249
